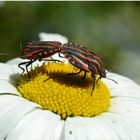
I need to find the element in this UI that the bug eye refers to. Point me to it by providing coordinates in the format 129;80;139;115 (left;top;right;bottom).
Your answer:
101;71;106;78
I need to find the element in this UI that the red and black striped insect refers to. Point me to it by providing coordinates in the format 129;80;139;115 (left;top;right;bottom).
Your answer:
60;43;109;95
18;41;62;76
19;41;117;95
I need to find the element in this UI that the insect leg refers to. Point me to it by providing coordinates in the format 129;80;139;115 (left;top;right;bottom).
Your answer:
91;75;96;96
58;52;64;58
96;76;101;84
25;60;36;78
18;61;31;75
41;55;63;63
45;59;63;63
44;76;56;82
81;71;86;80
50;56;57;64
67;69;82;76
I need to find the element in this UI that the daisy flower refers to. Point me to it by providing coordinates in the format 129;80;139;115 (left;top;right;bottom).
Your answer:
0;33;140;140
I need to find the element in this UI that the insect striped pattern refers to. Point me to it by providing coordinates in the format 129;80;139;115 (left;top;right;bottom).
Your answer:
60;43;106;95
19;41;107;95
61;43;106;78
21;41;61;60
18;41;61;76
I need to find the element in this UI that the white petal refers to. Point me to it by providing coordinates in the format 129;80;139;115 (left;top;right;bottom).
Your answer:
104;72;140;88
0;72;12;81
6;58;24;65
41;111;65;140
0;95;39;139
109;87;140;98
109;97;140;119
39;32;68;44
64;116;120;140
0;63;19;87
10;65;21;80
98;113;131;140
7;109;64;140
6;58;29;76
103;72;140;97
100;112;140;140
0;61;21;86
0;80;19;95
0;63;13;74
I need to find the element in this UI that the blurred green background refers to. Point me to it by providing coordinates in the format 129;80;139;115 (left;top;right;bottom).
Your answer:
0;1;140;84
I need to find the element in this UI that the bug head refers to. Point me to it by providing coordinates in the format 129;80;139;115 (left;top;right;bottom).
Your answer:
100;70;106;78
102;70;118;84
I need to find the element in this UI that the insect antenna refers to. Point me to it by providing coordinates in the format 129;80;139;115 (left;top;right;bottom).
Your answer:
105;71;118;84
91;76;96;96
106;77;118;84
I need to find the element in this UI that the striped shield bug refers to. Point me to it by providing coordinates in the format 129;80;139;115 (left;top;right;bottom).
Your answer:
59;43;109;95
18;41;62;77
61;43;117;95
19;41;117;95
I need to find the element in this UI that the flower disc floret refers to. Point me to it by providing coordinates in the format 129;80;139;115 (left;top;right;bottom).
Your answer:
18;62;110;119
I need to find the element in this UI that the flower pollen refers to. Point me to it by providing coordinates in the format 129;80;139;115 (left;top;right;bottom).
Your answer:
18;62;110;119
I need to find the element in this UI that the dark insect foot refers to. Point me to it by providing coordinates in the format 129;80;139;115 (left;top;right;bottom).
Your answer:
43;77;55;82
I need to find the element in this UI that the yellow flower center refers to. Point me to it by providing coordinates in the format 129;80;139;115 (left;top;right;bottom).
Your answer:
18;62;110;119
